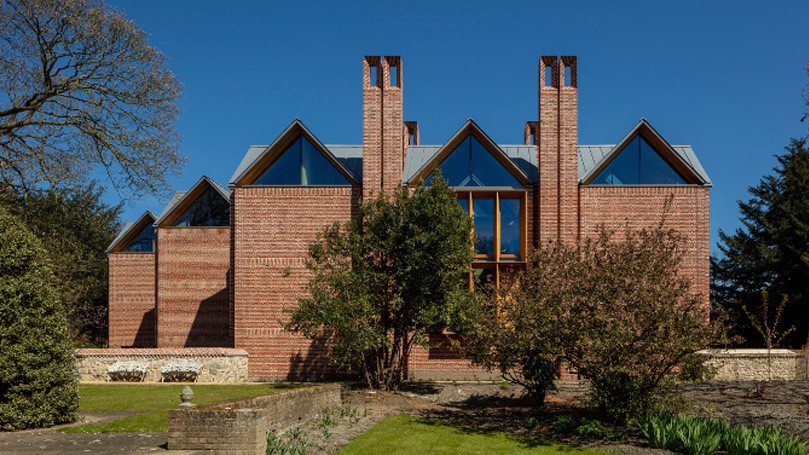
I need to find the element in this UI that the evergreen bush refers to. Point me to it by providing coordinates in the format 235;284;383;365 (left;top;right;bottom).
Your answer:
0;207;78;430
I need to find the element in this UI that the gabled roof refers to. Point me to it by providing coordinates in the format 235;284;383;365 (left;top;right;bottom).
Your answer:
579;119;711;186
406;119;532;186
229;119;359;187
106;211;156;254
153;176;230;227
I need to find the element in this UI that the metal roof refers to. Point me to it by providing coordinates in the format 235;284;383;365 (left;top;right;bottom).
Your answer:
153;176;230;227
106;211;156;254
229;119;711;188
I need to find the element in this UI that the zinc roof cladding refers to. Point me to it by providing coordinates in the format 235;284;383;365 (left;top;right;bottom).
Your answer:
105;211;156;254
152;176;231;227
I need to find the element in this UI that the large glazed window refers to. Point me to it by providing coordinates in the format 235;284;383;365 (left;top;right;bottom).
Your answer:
458;192;525;261
425;136;522;187
254;136;350;186
173;187;230;227
122;223;154;252
592;135;686;185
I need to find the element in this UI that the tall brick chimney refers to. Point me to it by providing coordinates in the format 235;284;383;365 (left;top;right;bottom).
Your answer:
362;55;405;199
537;55;579;244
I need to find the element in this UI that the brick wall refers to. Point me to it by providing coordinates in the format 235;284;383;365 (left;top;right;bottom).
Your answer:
579;186;711;305
168;384;341;454
538;56;560;245
108;253;156;347
363;55;404;199
156;227;231;347
232;186;358;380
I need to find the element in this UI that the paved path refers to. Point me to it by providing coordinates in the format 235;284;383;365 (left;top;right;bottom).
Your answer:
0;414;210;455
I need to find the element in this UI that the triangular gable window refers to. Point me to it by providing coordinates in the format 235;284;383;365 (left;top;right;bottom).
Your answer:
122;223;154;252
254;136;350;186
425;136;521;187
593;135;686;185
173;187;230;227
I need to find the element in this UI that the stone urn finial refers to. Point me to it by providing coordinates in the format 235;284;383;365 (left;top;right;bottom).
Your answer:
179;385;196;408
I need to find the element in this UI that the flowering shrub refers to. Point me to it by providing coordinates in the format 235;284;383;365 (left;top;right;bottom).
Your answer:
160;360;201;382
107;361;148;382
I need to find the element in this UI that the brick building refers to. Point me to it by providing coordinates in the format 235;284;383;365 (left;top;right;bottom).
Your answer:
106;55;711;381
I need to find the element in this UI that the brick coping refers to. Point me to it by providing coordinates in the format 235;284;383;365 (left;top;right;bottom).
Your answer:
76;348;248;358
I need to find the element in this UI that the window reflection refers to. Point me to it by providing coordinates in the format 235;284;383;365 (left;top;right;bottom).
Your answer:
473;198;494;256
426;135;521;187
593;135;686;185
122;223;154;252
255;136;350;186
500;198;520;255
173;187;230;227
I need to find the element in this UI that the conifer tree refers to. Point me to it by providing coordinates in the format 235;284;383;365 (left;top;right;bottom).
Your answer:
712;138;809;346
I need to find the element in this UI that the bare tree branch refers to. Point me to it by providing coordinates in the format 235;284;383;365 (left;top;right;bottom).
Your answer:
0;0;186;199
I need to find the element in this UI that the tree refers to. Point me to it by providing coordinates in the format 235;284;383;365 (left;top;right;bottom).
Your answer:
464;225;716;422
0;185;120;345
463;244;579;406
287;174;476;390
0;0;185;198
712;139;809;347
0;207;78;430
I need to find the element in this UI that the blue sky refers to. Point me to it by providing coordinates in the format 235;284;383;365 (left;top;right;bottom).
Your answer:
107;0;809;253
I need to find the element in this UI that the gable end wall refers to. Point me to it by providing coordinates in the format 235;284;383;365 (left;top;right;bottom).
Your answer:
232;186;359;380
156;227;231;348
579;186;711;306
108;253;156;347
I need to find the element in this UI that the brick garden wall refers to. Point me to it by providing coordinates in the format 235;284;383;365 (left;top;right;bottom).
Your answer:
579;186;711;305
168;384;341;454
156;227;231;348
108;253;156;348
232;186;358;380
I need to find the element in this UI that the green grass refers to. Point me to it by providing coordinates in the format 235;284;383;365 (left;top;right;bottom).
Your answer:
61;383;291;433
338;415;611;455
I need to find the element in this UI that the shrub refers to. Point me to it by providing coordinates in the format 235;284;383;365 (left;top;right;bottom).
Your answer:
464;223;718;419
0;208;78;430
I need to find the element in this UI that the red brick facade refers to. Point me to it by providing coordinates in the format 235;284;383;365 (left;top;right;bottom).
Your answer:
156;227;231;348
108;54;711;380
108;252;156;347
231;186;359;379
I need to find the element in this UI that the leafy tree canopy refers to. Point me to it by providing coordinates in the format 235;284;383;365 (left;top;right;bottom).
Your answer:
287;173;476;390
0;185;120;345
0;0;185;198
712;138;809;347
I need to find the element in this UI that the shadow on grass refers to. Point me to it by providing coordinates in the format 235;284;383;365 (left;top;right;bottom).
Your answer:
407;415;606;452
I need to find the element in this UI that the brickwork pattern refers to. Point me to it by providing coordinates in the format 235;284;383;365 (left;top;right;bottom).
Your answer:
108;253;156;348
156;227;231;348
363;55;404;199
232;186;358;380
538;56;560;245
168;384;341;455
558;56;579;244
579;186;711;306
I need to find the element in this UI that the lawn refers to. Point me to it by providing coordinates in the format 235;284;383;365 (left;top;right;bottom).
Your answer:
337;415;610;455
61;383;291;433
